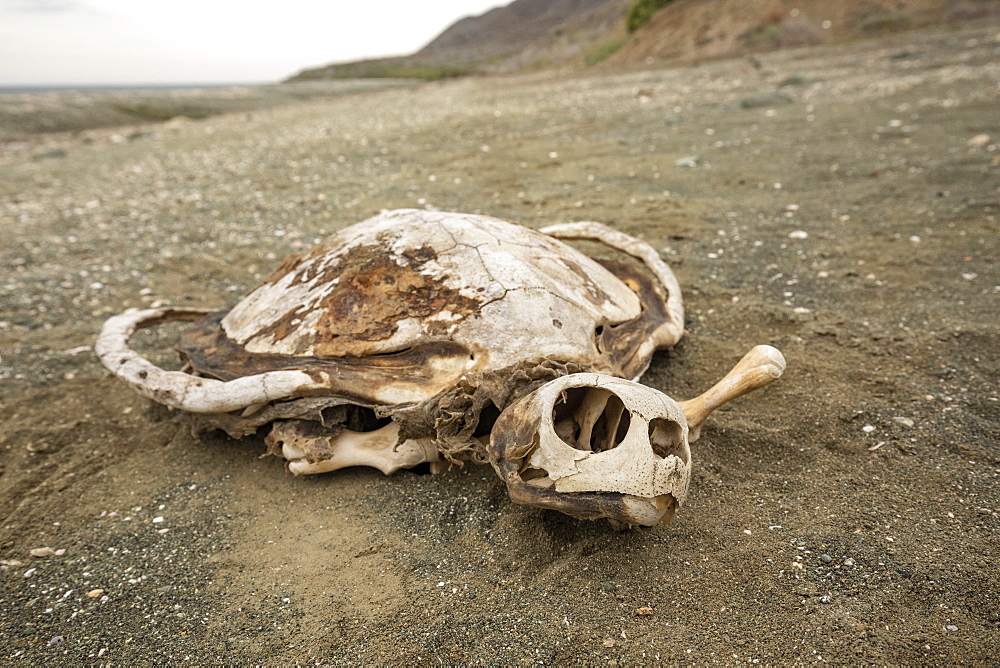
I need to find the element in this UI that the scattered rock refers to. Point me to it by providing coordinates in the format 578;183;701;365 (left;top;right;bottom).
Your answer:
33;148;67;161
966;134;990;148
636;606;654;615
29;547;55;558
778;73;808;87
820;554;833;564
739;92;792;109
893;417;915;428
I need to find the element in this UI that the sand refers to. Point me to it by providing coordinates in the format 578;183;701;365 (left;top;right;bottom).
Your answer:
1;22;997;663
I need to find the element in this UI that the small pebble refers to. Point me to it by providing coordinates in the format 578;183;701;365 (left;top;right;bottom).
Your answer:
843;558;856;566
86;588;105;598
788;230;808;239
893;417;915;428
946;625;959;631
739;92;792;109
820;554;833;564
29;547;55;558
636;606;654;616
862;425;876;433
966;134;990;147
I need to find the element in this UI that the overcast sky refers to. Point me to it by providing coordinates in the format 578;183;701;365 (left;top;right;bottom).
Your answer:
0;0;504;86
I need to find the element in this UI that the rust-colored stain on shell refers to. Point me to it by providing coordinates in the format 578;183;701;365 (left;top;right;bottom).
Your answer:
178;311;474;403
253;241;485;357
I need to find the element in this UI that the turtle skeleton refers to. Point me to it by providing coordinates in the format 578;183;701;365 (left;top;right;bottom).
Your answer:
97;209;784;526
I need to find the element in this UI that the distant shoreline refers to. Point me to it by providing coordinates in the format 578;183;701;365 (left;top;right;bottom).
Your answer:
0;82;273;96
0;79;416;137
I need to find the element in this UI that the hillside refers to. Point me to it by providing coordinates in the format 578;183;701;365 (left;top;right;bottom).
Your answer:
287;0;630;80
606;0;995;66
286;0;999;80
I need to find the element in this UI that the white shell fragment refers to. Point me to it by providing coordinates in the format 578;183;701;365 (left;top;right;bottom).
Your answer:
223;210;646;368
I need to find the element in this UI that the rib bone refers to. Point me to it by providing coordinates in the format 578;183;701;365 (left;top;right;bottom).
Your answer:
95;307;330;413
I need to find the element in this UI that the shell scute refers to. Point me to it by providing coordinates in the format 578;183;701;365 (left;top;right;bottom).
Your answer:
218;210;643;367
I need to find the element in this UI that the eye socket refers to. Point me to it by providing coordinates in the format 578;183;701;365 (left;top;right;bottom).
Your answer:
648;418;688;463
552;387;632;453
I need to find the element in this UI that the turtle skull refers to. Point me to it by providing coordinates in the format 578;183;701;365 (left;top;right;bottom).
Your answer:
489;373;691;526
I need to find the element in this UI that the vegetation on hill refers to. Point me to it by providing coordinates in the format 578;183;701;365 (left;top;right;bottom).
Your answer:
626;0;674;32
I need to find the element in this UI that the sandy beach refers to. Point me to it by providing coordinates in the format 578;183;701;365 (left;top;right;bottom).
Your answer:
1;22;997;663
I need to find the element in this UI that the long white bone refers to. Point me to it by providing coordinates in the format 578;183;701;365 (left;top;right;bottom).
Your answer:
270;421;441;476
678;345;786;441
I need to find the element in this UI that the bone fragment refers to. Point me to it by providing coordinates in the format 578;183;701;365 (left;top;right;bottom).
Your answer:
574;387;611;450
270;421;440;476
678;345;786;441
